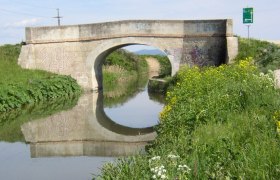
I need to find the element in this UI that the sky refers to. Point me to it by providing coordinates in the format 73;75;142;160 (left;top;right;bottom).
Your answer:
0;0;279;47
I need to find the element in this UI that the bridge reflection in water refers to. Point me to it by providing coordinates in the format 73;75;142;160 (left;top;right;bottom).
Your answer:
21;93;157;158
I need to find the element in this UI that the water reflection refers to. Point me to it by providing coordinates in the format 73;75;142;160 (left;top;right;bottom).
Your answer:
0;97;79;142
104;86;163;128
21;93;157;158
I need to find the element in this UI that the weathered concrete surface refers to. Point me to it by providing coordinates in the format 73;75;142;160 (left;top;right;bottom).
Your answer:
21;93;156;157
18;20;238;91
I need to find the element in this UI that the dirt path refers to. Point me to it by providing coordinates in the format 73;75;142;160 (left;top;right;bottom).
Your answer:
145;57;160;78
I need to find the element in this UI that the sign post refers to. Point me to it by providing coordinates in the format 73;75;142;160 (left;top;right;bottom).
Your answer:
243;7;253;41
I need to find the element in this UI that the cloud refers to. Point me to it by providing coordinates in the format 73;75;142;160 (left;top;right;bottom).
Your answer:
4;18;41;28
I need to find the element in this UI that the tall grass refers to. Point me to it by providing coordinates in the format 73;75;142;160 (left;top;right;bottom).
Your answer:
96;59;280;178
235;38;280;72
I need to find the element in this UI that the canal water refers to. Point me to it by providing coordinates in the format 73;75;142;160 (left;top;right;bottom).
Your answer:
0;75;164;180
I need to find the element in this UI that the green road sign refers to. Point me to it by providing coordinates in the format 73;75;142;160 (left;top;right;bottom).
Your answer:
243;7;253;24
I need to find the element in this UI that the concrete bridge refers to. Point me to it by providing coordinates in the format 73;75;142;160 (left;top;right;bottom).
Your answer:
18;19;238;91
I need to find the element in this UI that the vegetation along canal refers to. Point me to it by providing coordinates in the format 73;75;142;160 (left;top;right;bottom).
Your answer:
0;45;170;180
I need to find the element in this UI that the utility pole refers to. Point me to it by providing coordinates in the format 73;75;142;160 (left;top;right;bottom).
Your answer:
246;25;250;45
53;8;62;26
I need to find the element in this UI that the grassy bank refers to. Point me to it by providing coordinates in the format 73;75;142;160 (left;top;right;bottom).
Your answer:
0;44;82;112
235;37;280;72
97;59;280;180
102;49;148;98
95;39;280;179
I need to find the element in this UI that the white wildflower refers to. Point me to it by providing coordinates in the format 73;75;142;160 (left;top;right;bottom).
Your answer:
167;154;180;159
150;156;160;161
177;164;191;173
149;156;161;163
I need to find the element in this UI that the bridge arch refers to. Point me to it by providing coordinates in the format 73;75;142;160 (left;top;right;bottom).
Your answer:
85;37;176;90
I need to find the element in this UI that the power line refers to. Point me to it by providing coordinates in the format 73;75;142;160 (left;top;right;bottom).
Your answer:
0;8;49;18
6;0;56;10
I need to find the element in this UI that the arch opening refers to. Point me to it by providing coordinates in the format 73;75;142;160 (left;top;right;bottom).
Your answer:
93;43;172;90
95;43;170;129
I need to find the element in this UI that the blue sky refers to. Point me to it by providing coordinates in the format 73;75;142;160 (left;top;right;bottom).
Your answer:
0;0;279;45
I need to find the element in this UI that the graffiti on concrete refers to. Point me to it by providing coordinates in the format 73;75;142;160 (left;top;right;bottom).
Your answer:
188;45;208;66
164;48;182;63
190;45;203;64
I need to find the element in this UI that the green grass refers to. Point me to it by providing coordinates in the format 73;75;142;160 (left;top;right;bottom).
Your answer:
235;37;280;73
95;39;280;179
0;44;53;85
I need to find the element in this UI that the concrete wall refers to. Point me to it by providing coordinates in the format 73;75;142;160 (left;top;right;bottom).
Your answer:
18;19;238;91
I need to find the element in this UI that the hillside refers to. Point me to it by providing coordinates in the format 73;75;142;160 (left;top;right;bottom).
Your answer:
134;49;166;56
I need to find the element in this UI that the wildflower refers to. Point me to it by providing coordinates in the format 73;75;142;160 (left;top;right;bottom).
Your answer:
151;165;165;173
178;164;191;173
167;154;180;159
149;156;161;163
277;121;280;134
150;165;167;180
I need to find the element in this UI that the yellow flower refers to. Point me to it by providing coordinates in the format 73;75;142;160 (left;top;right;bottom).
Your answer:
277;121;280;129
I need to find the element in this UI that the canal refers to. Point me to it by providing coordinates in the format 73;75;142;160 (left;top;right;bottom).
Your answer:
0;71;164;180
